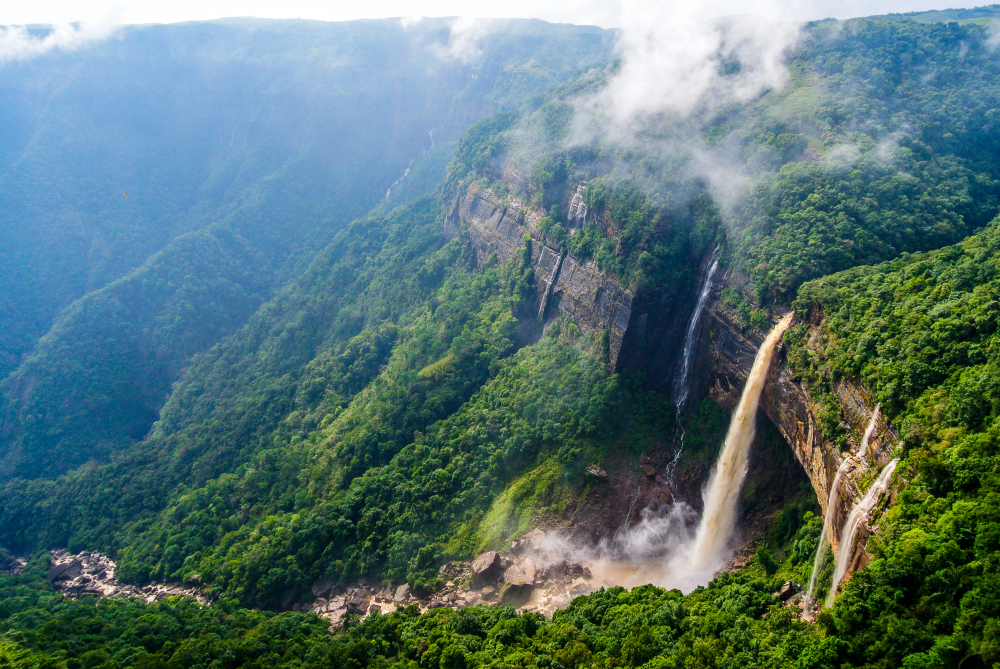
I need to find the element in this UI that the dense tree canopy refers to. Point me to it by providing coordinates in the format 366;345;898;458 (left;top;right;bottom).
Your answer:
3;11;1000;669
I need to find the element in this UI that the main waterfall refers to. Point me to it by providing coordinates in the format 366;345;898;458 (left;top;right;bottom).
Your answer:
685;313;794;573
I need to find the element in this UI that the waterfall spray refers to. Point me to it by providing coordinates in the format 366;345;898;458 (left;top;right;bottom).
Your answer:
804;405;880;610
667;248;720;479
686;313;794;572
825;458;898;607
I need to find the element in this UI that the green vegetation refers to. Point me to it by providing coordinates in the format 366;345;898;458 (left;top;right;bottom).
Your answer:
0;194;629;608
475;19;1000;307
785;216;1000;665
737;17;1000;302
0;557;825;669
5;11;1000;669
0;17;615;480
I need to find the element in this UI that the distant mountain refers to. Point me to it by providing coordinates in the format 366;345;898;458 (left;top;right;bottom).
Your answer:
0;17;613;478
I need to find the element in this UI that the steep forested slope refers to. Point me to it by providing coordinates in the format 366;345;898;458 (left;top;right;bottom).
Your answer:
3;10;1000;669
0;18;614;478
784;218;1000;666
0;194;633;608
470;19;999;303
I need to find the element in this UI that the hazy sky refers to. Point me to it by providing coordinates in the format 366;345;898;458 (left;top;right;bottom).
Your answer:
0;0;977;28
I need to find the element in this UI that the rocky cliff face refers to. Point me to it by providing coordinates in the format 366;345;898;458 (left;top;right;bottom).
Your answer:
699;266;898;578
447;181;893;580
447;184;633;367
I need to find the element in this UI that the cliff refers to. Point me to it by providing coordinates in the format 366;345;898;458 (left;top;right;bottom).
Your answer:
699;266;898;579
447;184;633;367
446;180;896;578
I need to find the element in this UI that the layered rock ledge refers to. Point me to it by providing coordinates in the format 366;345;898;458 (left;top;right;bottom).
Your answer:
447;184;633;367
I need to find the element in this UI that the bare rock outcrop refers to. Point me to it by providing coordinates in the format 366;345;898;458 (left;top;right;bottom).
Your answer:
306;529;597;624
393;583;411;603
586;464;608;481
499;559;536;606
0;556;26;574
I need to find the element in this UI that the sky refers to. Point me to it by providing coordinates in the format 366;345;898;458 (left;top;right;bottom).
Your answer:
0;0;979;28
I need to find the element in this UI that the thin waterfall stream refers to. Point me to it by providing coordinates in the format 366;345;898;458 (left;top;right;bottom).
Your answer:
804;405;880;613
685;313;794;573
668;248;720;480
825;458;898;607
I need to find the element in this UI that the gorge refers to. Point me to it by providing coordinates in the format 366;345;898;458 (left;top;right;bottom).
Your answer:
1;9;998;669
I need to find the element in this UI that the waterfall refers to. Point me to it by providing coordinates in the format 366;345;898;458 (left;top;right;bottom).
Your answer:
674;248;720;410
686;313;794;572
825;458;898;607
858;404;882;458
666;248;720;480
804;405;881;610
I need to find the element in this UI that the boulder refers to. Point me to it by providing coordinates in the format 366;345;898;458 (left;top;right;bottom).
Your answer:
47;560;82;583
504;559;536;586
499;581;533;607
640;463;656;477
345;589;369;614
470;551;502;588
480;586;496;601
511;529;545;553
586;465;608;481
312;578;336;598
0;557;25;574
540;560;569;581
325;607;348;629
776;581;799;602
393;584;411;603
499;559;536;606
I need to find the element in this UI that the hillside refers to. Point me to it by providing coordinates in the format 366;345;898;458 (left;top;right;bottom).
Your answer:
0;17;614;479
2;10;1000;669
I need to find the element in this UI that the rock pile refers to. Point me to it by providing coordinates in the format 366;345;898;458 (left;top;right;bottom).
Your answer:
0;556;26;574
46;550;208;605
308;528;596;625
640;455;674;503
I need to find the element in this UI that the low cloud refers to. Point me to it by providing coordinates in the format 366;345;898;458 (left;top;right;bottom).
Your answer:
433;17;498;63
0;22;116;63
535;1;804;224
587;2;803;128
987;20;1000;51
825;143;861;170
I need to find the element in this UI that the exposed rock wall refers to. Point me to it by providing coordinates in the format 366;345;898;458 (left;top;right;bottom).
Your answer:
699;267;898;577
449;185;633;367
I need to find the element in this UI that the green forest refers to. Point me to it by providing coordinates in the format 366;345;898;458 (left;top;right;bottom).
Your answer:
3;9;1000;669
